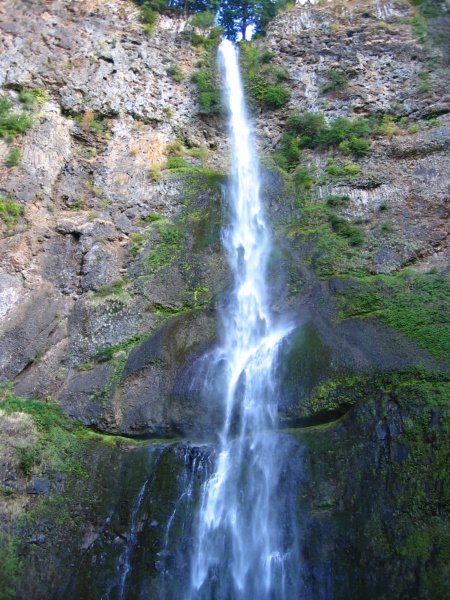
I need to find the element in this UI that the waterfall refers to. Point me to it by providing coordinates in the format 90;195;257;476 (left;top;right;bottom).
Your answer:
187;39;298;600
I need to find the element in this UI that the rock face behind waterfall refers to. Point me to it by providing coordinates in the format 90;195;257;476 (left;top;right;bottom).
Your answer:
0;0;449;598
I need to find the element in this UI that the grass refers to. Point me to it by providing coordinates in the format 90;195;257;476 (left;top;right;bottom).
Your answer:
0;197;24;230
0;96;32;139
0;394;86;478
336;270;450;361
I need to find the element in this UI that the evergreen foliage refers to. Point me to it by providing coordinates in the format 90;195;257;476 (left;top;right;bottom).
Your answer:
135;0;289;39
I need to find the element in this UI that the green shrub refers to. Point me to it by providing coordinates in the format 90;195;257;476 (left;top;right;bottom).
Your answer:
0;197;24;229
321;69;348;93
287;112;325;144
329;214;364;246
326;194;350;207
191;68;221;113
324;159;361;179
283;112;372;157
191;33;207;46
4;147;20;167
293;167;315;193
190;25;222;50
321;117;371;146
264;85;290;109
269;66;290;82
374;114;402;137
0;96;32;139
260;50;274;63
338;136;370;157
240;43;290;110
18;87;48;107
411;12;428;43
189;10;216;29
272;133;301;170
167;64;185;82
140;2;157;34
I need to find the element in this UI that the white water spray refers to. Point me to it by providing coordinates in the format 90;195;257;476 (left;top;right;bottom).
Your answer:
188;40;296;600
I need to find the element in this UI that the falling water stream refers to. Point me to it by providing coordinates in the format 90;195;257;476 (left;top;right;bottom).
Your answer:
186;39;298;600
98;39;301;600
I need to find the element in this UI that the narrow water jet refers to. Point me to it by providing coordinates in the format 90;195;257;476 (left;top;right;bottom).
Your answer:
186;39;300;600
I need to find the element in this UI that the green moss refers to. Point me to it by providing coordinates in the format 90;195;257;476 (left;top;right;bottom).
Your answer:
294;367;450;597
95;334;145;363
92;335;147;407
145;221;183;274
336;271;450;361
0;196;24;230
287;192;366;276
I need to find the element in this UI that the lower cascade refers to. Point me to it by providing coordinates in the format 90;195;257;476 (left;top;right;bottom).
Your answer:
185;40;300;599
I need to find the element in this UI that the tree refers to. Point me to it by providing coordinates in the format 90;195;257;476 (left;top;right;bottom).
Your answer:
218;0;288;40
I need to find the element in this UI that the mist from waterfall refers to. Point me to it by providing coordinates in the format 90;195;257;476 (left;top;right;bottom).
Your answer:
187;39;299;600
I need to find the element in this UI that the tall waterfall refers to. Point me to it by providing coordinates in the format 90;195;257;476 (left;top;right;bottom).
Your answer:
188;39;298;600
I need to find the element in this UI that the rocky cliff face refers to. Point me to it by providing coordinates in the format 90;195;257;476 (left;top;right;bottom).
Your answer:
0;0;448;598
